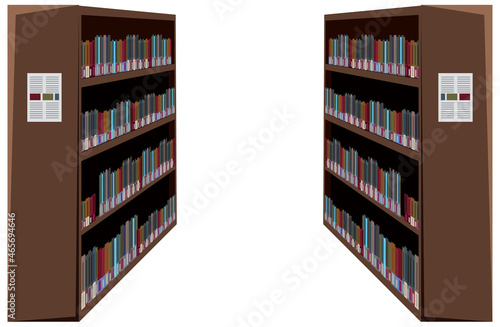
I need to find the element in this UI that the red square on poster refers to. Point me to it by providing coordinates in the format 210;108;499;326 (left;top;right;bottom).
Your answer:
30;93;41;100
459;93;471;100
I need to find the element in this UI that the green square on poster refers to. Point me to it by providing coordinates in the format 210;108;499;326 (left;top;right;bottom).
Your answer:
446;93;458;100
42;93;54;100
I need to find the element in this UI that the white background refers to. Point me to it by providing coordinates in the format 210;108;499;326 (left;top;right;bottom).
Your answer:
1;0;499;326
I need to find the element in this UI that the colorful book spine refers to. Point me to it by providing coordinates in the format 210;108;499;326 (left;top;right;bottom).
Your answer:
325;137;419;228
404;194;419;229
81;88;175;152
327;34;419;78
97;137;175;218
324;195;419;309
325;88;419;151
81;194;96;229
80;195;175;309
81;34;173;78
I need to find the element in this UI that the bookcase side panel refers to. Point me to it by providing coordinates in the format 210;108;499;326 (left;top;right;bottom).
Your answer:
9;7;79;321
420;7;491;321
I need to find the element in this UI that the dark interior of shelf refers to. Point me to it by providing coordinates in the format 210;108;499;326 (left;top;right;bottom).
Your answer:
81;15;175;64
325;120;419;201
81;120;175;200
325;172;418;254
81;172;175;255
82;71;174;113
326;71;419;113
325;15;418;64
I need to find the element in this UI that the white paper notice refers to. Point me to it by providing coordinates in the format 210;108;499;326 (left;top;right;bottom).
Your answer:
438;73;473;122
27;73;62;122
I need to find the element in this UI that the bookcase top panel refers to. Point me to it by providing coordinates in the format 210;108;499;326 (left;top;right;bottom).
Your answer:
8;5;175;21
325;6;420;21
79;6;175;21
325;5;491;21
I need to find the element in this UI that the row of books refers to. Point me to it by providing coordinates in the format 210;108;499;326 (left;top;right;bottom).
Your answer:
325;137;419;228
81;194;96;229
404;194;419;229
81;34;173;78
325;88;419;151
81;195;175;309
97;138;175;217
324;196;419;308
327;34;420;78
81;87;175;152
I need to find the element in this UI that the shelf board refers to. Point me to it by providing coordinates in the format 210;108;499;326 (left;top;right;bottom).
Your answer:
323;221;421;319
79;64;175;88
79;114;176;161
79;219;176;319
325;64;421;88
325;115;420;161
80;167;175;235
325;167;420;235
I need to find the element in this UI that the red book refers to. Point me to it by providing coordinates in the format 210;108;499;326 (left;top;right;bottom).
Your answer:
399;111;402;136
398;247;401;279
122;38;126;64
156;145;160;169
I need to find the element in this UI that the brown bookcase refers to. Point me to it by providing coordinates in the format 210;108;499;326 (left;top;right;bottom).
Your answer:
323;6;492;321
8;5;177;321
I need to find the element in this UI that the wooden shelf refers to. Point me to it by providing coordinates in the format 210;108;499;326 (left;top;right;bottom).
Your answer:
8;5;177;321
322;5;492;321
79;220;177;319
324;115;420;161
80;167;175;235
323;221;421;319
324;167;420;235
79;64;175;88
80;114;176;161
325;64;420;88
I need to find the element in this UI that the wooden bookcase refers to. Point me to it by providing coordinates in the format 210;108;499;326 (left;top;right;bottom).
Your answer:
8;5;177;321
323;6;492;321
